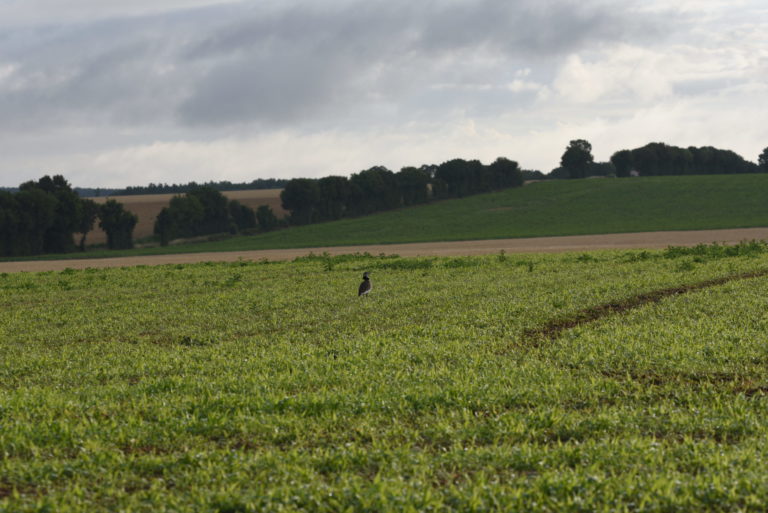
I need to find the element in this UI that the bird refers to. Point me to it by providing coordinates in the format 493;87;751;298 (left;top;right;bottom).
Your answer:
358;271;372;297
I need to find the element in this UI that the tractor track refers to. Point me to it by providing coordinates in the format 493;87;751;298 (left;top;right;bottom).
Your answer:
521;268;768;346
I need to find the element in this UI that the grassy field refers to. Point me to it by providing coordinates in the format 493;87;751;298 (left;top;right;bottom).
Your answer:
3;243;768;511
235;173;768;249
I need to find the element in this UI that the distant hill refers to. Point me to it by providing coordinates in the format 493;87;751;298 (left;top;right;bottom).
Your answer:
185;173;768;252
5;173;768;260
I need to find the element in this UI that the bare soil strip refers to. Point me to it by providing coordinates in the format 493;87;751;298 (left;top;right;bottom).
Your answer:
2;227;768;273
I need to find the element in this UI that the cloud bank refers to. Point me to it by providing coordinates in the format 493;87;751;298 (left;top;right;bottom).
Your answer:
0;0;765;186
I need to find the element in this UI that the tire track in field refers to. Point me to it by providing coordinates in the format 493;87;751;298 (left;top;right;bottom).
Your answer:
522;268;768;345
520;268;768;397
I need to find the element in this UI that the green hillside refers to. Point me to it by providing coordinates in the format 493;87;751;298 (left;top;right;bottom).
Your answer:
169;173;768;254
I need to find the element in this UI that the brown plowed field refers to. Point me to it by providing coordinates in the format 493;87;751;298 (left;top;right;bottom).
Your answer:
83;189;286;245
4;228;768;273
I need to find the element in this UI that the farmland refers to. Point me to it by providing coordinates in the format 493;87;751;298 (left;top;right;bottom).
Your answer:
3;243;768;511
59;173;768;260
224;173;768;251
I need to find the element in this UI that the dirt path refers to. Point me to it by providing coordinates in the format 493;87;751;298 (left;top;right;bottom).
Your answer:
3;227;768;273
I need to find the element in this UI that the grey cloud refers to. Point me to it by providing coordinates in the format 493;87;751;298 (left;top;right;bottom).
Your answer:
179;0;663;126
0;9;214;132
0;0;666;134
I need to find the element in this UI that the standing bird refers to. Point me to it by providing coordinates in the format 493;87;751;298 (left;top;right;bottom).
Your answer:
358;271;372;297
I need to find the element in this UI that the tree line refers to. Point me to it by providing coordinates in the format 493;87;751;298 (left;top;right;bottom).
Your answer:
153;186;280;246
2;143;766;256
0;177;281;255
120;178;288;196
280;157;525;225
0;175;137;256
555;140;767;179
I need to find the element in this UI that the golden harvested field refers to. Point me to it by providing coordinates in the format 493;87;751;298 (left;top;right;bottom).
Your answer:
82;189;286;245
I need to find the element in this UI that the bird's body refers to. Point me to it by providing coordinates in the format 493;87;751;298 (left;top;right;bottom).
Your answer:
358;272;372;296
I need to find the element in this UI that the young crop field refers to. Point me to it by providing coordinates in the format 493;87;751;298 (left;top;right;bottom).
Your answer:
2;243;768;511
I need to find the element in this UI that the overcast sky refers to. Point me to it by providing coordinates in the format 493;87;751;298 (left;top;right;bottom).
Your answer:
0;0;766;187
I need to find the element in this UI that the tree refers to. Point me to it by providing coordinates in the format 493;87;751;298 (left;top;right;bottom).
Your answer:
317;176;351;220
759;147;768;172
13;188;57;255
610;150;633;177
228;200;257;233
154;207;174;246
99;199;138;249
186;186;231;235
547;166;570;179
396;167;430;206
618;143;758;176
0;191;20;256
77;199;100;251
347;167;400;215
560;139;594;179
488;157;524;189
281;178;321;225
154;187;253;242
587;161;616;177
20;174;81;253
435;159;480;197
256;205;279;232
521;169;545;181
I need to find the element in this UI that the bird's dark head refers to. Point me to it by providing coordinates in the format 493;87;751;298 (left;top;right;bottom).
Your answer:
362;272;370;279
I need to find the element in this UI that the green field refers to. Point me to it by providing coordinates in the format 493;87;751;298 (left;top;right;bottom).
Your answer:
235;173;768;250
5;173;768;262
3;243;768;511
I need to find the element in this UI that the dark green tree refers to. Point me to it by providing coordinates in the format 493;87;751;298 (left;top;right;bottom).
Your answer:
187;186;231;235
560;139;594;179
228;200;257;232
20;175;81;253
521;169;545;181
587;161;616;177
347;167;400;215
0;191;20;256
610;150;634;177
166;194;204;238
281;178;321;225
396;167;430;206
98;199;138;249
12;188;57;255
547;167;570;179
488;157;524;189
435;159;484;197
622;143;757;176
77;198;100;251
256;205;279;232
154;207;174;246
317;176;351;220
759;147;768;171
